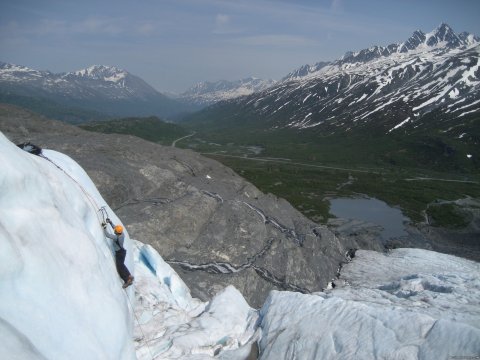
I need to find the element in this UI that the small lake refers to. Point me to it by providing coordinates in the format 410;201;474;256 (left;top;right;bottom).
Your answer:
329;197;410;240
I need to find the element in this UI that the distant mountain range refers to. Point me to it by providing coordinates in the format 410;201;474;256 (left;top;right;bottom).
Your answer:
178;77;277;106
186;23;479;135
0;62;276;121
1;22;479;141
0;63;190;121
184;23;480;172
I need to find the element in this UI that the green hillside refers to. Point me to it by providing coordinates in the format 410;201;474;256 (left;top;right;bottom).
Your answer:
178;108;480;227
181;103;480;174
0;92;108;124
79;116;189;145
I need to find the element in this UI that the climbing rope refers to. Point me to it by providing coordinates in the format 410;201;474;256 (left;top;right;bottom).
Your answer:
39;153;104;224
124;291;156;360
38;152;156;360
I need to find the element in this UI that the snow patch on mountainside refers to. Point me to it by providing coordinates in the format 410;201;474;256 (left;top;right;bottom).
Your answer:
388;117;411;132
71;65;128;84
0;62;50;82
180;77;276;106
227;23;480;133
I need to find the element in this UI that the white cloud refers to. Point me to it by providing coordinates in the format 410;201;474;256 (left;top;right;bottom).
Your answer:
216;13;230;26
0;17;128;36
214;13;239;34
213;13;244;35
232;34;318;47
37;19;69;35
137;22;155;35
204;0;370;35
0;17;125;38
72;16;123;35
330;0;344;12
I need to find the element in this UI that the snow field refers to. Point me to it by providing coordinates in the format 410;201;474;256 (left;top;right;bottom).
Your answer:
258;249;480;359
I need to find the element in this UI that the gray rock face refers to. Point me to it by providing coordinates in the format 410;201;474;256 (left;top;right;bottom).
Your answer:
1;104;359;307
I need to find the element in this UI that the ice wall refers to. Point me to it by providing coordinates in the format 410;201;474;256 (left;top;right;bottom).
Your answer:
132;240;259;359
0;133;135;359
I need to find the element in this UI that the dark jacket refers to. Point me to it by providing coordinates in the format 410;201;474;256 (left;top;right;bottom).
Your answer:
104;228;125;252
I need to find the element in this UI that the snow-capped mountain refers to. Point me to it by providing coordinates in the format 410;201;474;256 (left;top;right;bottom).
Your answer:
282;61;330;80
180;77;276;106
71;65;128;81
0;63;186;119
0;63;157;100
2;130;479;359
187;24;480;137
65;65;162;99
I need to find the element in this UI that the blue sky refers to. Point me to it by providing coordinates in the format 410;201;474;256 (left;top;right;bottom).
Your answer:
1;0;479;93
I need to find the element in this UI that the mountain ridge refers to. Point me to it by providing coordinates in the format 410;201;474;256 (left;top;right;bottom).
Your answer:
0;62;190;121
185;24;480;147
285;23;479;81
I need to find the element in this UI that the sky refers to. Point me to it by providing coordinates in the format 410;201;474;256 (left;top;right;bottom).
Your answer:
1;0;480;93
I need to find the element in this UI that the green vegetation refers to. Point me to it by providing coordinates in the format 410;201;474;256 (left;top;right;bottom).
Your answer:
0;92;107;124
181;101;480;173
80;116;189;145
203;154;479;225
180;125;479;174
176;109;479;228
426;203;471;229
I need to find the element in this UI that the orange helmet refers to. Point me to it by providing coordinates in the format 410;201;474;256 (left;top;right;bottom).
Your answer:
114;225;123;234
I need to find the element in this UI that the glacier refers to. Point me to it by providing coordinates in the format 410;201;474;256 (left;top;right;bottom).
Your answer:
0;132;136;359
131;241;258;359
259;249;480;359
1;130;479;359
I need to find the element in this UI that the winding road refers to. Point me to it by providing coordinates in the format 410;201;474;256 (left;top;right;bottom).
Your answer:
405;177;479;184
171;132;196;147
203;153;378;174
204;153;479;183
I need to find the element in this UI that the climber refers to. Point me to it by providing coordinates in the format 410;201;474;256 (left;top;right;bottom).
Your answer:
102;218;134;288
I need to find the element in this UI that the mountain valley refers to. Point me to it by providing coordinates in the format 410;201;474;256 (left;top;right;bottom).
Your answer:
1;22;479;306
3;0;480;356
170;24;480;243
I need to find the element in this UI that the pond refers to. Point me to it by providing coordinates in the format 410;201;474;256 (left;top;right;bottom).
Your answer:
329;197;410;241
